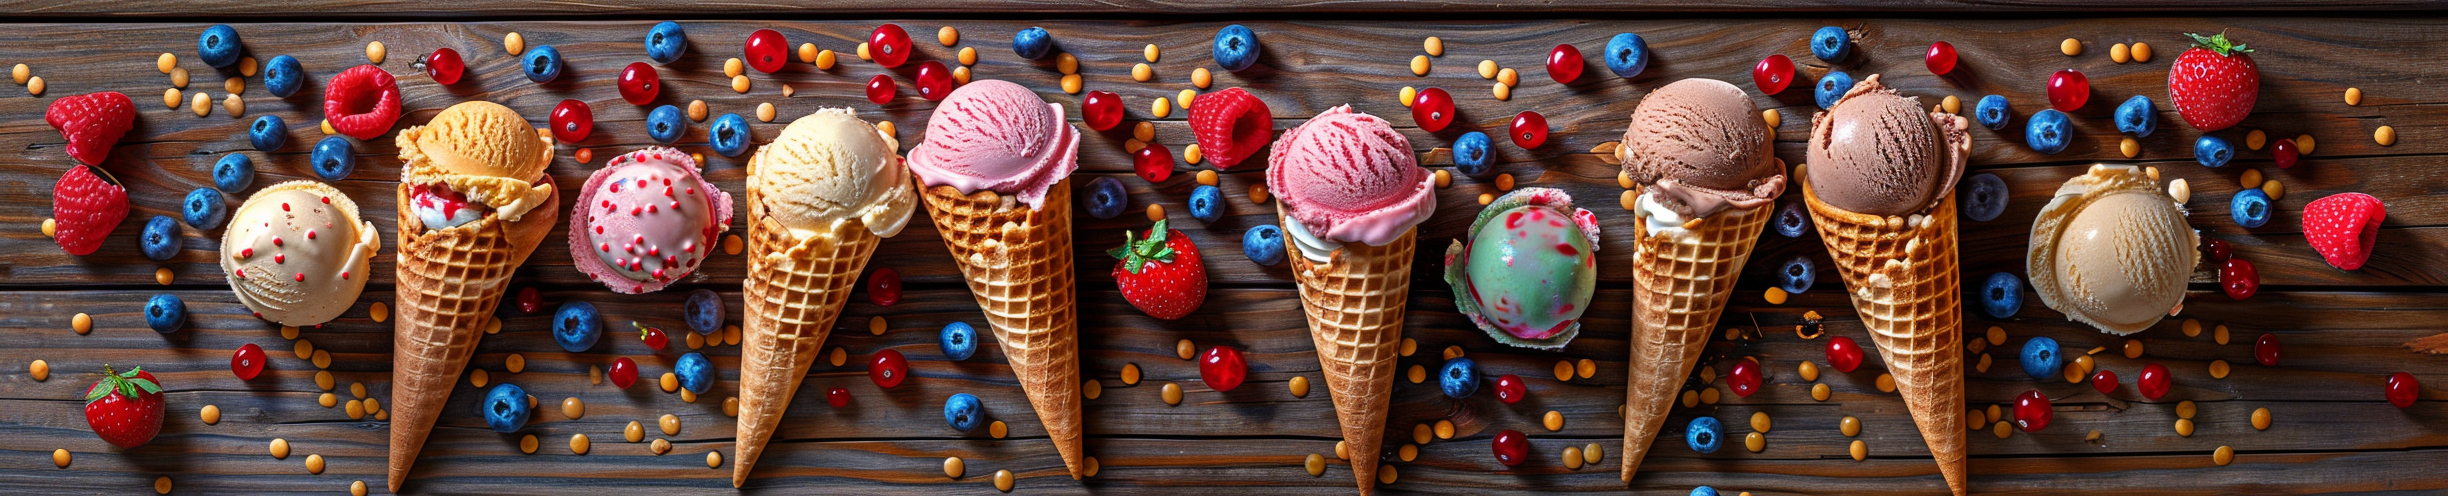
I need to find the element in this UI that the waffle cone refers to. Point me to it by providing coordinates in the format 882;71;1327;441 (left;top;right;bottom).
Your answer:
732;181;884;487
1284;214;1415;496
1801;168;1967;496
918;181;1085;479
387;184;558;493
1620;201;1771;482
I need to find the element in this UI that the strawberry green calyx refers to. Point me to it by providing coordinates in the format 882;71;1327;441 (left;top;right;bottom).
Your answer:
2185;31;2252;56
86;365;160;405
1107;220;1179;275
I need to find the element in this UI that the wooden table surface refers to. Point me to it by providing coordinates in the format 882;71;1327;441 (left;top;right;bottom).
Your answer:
1;8;2444;496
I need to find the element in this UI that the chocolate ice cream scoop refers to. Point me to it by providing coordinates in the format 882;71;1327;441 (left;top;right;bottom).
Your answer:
1805;74;1971;217
1618;78;1785;220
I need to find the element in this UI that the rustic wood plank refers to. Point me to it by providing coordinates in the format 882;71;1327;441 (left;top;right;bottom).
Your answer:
0;0;2436;18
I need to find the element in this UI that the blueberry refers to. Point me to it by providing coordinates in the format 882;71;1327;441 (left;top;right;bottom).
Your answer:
249;115;289;152
197;25;242;69
2020;336;2063;381
310;136;354;181
939;321;978;361
1686;416;1723;453
182;188;226;230
522;45;563;84
683;289;722;335
646;105;686;144
944;392;984;431
1773;201;1810;238
1814;71;1853;110
2115;95;2157;137
2194;134;2234;168
645;21;688;65
1692;487;1721;496
1242;224;1286;266
1981;271;2024;320
1083;176;1127;220
1452;131;1492;176
552;301;602;352
1962;172;2008;222
1974;94;2011;131
2230;187;2272;228
1810;26;1852;62
480;383;529;433
1212;24;1260;72
1188;184;1224;223
263;55;304;98
1779;255;1815;295
1013;27;1054;61
2025;109;2071;155
1603;32;1650;78
1439;357;1479;399
213;153;255;193
709;113;751;157
675;352;712;394
139;215;180;261
145;293;186;334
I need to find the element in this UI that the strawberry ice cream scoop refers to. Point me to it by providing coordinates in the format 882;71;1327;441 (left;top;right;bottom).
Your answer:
569;147;735;294
906;79;1079;209
1265;105;1436;247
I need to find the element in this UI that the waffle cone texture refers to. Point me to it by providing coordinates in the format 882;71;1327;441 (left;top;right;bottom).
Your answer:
387;184;559;492
1619;200;1771;482
1283;211;1415;496
731;178;887;487
919;180;1086;479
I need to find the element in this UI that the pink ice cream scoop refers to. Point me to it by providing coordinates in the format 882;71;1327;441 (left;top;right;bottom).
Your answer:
1265;105;1436;247
906;79;1080;209
569;147;735;294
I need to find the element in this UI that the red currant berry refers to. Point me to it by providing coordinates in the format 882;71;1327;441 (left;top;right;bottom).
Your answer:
517;286;542;314
424;48;464;85
2202;238;2232;264
1082;91;1124;131
1199;346;1247;392
608;357;639;389
1509;111;1548;149
1728;357;1763;397
1494;374;1527;404
2254;333;2281;367
231;343;266;380
1546;44;1584;84
1925;41;1958;76
549;99;593;143
865;74;896;105
2091;368;2118;395
868;266;902;306
744;29;788;74
637;324;669;351
618;62;660;105
1410;87;1455;132
2272;137;2300;169
2013;390;2052;432
870;349;910;388
1490;429;1528;466
914;60;954;101
826;387;852;408
2385;372;2420;408
1134;143;1175;182
2046;69;2090;112
1752;54;1795;95
869;24;912;68
2221;258;2260;300
2138;363;2172;400
1826;336;1864;373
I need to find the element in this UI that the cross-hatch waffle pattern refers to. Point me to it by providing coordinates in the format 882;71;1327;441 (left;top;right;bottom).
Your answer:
1803;173;1968;496
733;186;882;487
387;184;559;493
919;181;1085;479
1620;201;1771;482
1287;222;1416;496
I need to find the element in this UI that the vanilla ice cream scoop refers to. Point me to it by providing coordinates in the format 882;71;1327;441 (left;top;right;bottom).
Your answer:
222;180;380;326
2027;165;2200;335
750;108;916;238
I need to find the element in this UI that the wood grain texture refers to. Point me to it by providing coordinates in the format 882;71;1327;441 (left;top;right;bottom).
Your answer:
0;15;2441;495
1;0;2442;18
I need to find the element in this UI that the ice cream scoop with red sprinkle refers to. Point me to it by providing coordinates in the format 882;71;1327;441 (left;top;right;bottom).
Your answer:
569;147;734;293
1443;187;1600;350
221;180;380;326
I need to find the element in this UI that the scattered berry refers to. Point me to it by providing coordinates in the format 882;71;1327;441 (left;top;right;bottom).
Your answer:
1492;429;1528;466
139;215;180;261
213;153;254;192
2168;32;2260;132
1186;87;1273;169
1773;201;1810;238
1083;176;1128;219
1211;25;1260;72
2302;192;2385;271
2254;333;2281;367
231;343;266;381
825;387;852;408
635;321;669;351
1974;94;2011;131
84;365;165;448
868;266;902;306
2046;69;2090;112
1545;44;1584;84
617;62;660;105
1133;143;1175;182
422;49;462;85
2138;363;2172;399
1013;26;1054;60
646;105;686;144
1440;357;1479;399
197;25;242;68
264;55;306;97
1242;224;1286;266
324;65;403;140
2221;258;2260;300
2092;368;2119;395
608;357;639;389
2115;95;2158;137
1509;111;1548;149
684;289;723;335
675;352;712;394
1686;416;1723;453
2229;188;2271;228
870;349;909;388
2026;109;2070;155
517;286;543;314
249;115;289;152
2021;336;2063;381
1110;220;1208;320
1925;41;1958;75
1752;54;1795;94
645;21;688;65
554;302;603;353
1963;172;2009;222
1728;358;1762;397
1411;86;1455;132
310;136;354;181
1082;90;1123;131
480;383;528;433
1200;346;1247;392
2202;238;2233;264
2014;390;2052;432
865;74;896;105
521;45;563;83
144;293;186;333
709;113;750;157
1604;32;1651;78
550;99;593;143
1981;271;2024;320
2195;135;2234;168
2385;372;2419;408
1495;374;1527;404
1452;131;1492;176
744;29;788;73
1814;70;1853;110
1811;26;1852;62
1188;184;1223;223
45;91;137;166
51;165;130;256
1827;336;1864;373
944;393;983;431
2271;137;2299;168
914;60;954;101
869;24;912;68
1778;255;1815;295
939;321;978;361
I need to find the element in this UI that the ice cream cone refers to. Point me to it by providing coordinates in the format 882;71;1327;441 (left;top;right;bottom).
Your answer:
1620;199;1770;482
918;180;1084;479
731;181;885;486
1800;165;1967;496
1284;211;1415;496
386;184;558;492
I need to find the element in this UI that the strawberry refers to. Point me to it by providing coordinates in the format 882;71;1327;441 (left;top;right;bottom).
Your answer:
52;164;130;256
2303;192;2385;271
44;91;136;166
84;365;165;449
1110;220;1208;320
2167;31;2259;132
1187;87;1273;170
